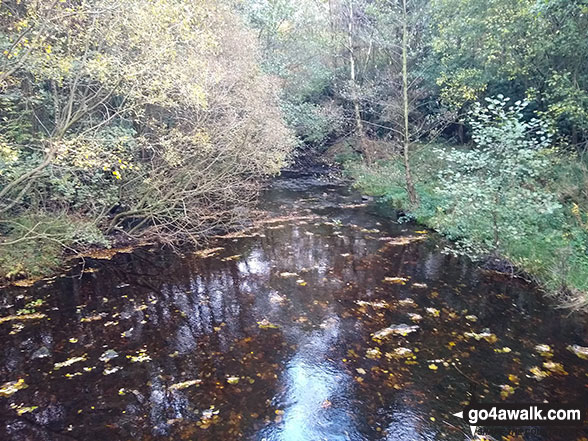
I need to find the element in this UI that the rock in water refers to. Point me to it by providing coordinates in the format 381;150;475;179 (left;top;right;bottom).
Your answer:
31;347;50;359
100;349;119;362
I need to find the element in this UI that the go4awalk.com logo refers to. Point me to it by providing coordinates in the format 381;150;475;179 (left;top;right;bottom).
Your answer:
453;403;586;437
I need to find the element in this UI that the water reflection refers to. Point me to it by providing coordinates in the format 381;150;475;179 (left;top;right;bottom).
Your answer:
0;172;586;441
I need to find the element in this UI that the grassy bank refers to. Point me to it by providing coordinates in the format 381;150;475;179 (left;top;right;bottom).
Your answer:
345;144;588;312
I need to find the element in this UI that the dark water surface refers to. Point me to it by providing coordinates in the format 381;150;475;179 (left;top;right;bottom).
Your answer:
0;171;587;441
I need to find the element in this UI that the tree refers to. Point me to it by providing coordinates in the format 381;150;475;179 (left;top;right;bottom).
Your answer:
436;96;561;257
0;0;294;279
431;0;588;146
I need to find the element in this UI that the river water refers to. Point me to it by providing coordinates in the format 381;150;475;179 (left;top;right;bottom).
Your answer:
0;170;586;441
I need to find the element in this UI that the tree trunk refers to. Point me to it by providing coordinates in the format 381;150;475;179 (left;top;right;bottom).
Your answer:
401;0;418;206
348;0;366;157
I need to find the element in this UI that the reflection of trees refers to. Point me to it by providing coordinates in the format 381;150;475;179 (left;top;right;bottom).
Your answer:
1;200;586;441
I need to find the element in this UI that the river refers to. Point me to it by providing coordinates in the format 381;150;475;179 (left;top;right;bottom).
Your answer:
0;169;586;441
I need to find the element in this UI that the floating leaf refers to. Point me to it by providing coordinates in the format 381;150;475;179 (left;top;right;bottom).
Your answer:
356;300;388;309
500;384;515;399
170;379;202;390
426;307;440;317
568;345;588;360
0;379;28;397
373;324;419;340
407;313;423;322
0;313;46;324
257;318;279;329
543;361;568;375
529;366;550;381
10;403;38;415
193;247;224;258
127;349;151;363
366;347;382;359
383;277;409;285
535;344;553;357
54;355;87;370
221;254;241;262
464;330;497;344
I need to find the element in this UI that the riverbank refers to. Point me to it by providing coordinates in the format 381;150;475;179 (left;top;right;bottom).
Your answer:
344;144;588;313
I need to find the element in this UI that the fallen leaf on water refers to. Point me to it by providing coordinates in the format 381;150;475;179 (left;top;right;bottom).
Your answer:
170;379;202;390
535;344;553;357
81;314;104;323
296;279;307;286
383;277;409;285
426;307;440;317
221;254;241;262
383;235;427;246
372;324;419;340
366;347;382;359
193;247;224;258
407;313;423;322
543;361;568;375
568;345;588;360
494;347;512;353
257;319;279;329
0;313;46;324
54;355;87;370
428;364;438;371
0;379;28;397
81;246;133;260
464;330;497;344
500;384;515;399
103;366;122;375
356;300;389;309
387;347;413;358
529;366;550;381
127;349;151;363
10;403;38;415
465;315;478;322
356;368;367;375
269;293;287;304
226;376;240;384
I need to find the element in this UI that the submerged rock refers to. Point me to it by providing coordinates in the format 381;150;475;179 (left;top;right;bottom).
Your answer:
100;349;119;363
31;346;50;359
